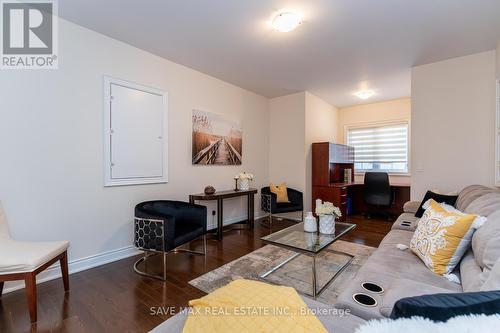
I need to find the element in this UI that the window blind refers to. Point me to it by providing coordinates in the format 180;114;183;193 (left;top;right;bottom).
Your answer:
347;123;409;173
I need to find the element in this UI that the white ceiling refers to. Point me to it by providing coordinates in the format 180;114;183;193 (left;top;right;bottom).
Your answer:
59;0;500;107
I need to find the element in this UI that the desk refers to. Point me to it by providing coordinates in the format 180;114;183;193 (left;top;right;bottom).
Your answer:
189;188;258;240
312;182;410;221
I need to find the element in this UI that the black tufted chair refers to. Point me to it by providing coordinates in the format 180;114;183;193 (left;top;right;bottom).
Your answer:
134;200;207;280
261;186;303;227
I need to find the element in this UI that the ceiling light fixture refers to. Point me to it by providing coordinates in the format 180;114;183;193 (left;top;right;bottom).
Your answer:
354;90;375;100
271;11;302;32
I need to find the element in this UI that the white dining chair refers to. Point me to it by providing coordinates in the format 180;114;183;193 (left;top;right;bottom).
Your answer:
0;201;69;323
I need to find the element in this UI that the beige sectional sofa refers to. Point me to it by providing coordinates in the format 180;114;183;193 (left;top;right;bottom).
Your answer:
151;185;500;332
335;185;500;320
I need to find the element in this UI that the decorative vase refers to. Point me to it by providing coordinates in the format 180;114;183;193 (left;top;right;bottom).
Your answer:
319;215;336;234
238;178;250;190
303;212;317;233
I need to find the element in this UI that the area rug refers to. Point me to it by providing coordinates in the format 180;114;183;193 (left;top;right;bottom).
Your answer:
189;240;375;305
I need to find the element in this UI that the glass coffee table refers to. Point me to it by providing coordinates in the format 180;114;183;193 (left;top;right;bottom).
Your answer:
260;222;356;299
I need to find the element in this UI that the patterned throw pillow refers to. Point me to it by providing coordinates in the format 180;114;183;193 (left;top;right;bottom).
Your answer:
410;199;485;275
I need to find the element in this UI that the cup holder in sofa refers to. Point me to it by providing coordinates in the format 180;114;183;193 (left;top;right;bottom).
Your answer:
361;282;384;294
352;293;377;307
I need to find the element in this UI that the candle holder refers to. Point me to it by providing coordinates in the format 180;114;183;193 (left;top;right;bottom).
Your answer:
234;177;239;191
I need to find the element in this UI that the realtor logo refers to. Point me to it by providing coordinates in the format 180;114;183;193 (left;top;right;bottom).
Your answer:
1;0;58;69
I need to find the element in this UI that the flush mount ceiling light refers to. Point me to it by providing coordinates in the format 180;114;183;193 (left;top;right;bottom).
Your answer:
354;90;375;100
271;11;302;32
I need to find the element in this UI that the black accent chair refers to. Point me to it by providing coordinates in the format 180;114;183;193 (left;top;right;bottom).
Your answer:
261;187;303;227
134;200;207;280
363;172;393;219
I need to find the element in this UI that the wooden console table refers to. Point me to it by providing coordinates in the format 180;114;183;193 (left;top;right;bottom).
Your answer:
189;188;258;240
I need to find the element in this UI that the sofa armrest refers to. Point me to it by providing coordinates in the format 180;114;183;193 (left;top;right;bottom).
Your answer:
287;188;303;208
181;203;207;231
403;201;421;214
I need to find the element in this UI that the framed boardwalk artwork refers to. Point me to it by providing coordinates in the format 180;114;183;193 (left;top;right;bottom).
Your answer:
192;109;242;165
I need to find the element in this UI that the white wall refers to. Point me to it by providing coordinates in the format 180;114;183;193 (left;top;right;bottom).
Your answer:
268;92;306;195
305;92;339;210
268;92;338;213
411;51;496;199
497;42;500;79
0;19;269;292
337;98;411;184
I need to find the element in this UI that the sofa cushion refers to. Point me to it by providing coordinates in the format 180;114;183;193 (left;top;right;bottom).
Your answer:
464;192;500;217
479;231;500;284
472;209;500;270
335;250;461;320
460;249;483;292
366;249;462;292
481;258;500;291
379;278;455;317
378;229;413;247
375;231;460;291
335;230;461;320
456;185;498;212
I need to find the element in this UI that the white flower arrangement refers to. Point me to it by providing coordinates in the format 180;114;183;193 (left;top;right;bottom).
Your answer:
315;201;342;217
235;172;254;180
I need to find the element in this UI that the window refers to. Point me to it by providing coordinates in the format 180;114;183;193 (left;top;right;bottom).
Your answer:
347;122;409;174
103;76;168;186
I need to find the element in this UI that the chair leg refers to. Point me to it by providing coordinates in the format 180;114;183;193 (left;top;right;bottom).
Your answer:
59;251;69;292
162;252;167;281
203;234;207;255
0;281;4;297
25;273;37;323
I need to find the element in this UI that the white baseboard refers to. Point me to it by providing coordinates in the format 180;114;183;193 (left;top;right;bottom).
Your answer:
3;245;141;294
3;211;268;294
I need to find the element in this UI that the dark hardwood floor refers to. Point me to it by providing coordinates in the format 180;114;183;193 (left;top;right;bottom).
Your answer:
0;215;392;333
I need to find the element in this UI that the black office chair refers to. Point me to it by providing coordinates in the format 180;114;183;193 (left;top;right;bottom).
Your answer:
363;172;392;219
133;200;207;280
261;187;303;228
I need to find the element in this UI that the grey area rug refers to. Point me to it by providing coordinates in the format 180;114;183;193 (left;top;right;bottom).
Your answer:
189;240;375;305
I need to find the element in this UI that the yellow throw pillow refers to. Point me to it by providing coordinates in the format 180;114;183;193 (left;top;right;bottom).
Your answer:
269;183;290;203
410;199;485;275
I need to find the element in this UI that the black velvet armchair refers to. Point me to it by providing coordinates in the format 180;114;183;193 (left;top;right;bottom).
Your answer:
261;187;303;227
134;200;207;280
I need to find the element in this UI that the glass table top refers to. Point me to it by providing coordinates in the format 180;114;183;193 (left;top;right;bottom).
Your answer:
261;222;356;254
